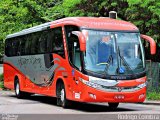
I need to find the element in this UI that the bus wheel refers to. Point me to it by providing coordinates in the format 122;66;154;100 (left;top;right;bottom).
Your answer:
56;82;70;108
14;78;31;98
14;78;24;98
108;103;119;110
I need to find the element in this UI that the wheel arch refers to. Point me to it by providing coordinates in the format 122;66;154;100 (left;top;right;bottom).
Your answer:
55;77;69;98
14;74;24;90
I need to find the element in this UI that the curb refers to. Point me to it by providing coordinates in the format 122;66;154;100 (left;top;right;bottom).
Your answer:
0;90;15;95
142;100;160;105
136;100;160;105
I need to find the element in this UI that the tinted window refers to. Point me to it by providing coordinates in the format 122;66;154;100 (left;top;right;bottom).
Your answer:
69;34;81;69
30;33;39;54
5;27;65;57
53;27;65;58
12;38;20;56
38;31;47;54
19;36;26;55
65;25;80;69
5;39;12;57
65;25;79;41
46;29;54;53
24;35;31;55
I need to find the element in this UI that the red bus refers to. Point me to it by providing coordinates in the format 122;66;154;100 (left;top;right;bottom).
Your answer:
4;17;156;109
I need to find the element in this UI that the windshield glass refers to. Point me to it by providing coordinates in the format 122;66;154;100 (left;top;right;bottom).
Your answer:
83;29;145;75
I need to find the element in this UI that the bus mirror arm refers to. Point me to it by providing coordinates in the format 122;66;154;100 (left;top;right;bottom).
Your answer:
72;31;86;51
140;34;156;55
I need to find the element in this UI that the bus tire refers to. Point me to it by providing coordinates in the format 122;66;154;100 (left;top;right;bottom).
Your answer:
14;77;32;98
56;82;70;108
108;103;119;110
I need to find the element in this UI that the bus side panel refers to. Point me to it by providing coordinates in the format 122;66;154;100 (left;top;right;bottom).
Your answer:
3;53;75;99
3;62;26;91
3;63;14;90
37;53;74;99
48;54;73;99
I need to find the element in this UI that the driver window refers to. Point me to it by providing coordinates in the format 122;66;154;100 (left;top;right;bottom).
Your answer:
68;34;81;70
65;25;81;70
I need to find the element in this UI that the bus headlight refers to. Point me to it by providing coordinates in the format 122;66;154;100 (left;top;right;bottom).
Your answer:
88;76;118;86
79;77;147;92
137;82;147;89
79;78;101;89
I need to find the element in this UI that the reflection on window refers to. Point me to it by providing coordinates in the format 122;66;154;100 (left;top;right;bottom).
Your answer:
83;30;145;75
5;27;65;58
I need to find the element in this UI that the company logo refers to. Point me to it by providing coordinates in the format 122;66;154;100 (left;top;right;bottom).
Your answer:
117;87;123;92
119;67;125;74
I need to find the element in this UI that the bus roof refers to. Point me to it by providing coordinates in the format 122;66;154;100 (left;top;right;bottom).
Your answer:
7;17;139;39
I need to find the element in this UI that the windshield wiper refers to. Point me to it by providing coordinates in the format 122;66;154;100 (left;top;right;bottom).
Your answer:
103;55;113;74
117;46;134;74
113;33;133;74
96;62;109;66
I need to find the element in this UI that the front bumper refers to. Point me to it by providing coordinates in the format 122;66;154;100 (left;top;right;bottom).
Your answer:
77;85;146;103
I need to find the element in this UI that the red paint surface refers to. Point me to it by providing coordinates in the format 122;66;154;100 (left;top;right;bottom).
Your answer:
4;17;152;103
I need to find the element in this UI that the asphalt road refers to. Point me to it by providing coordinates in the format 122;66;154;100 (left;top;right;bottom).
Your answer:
0;90;160;120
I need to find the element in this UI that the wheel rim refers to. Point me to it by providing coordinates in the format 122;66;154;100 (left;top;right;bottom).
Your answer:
16;83;20;95
60;89;65;102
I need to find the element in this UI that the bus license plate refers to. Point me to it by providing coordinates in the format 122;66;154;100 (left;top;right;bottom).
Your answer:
114;95;125;100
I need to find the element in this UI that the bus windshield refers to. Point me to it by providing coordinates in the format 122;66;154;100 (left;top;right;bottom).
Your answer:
83;29;145;75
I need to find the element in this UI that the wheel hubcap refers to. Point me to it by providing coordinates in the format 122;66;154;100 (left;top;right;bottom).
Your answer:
60;89;64;102
16;83;20;95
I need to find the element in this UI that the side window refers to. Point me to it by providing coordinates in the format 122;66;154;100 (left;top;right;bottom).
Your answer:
65;25;79;41
30;33;39;54
47;29;54;53
5;39;12;57
25;35;31;55
69;34;81;69
5;37;21;56
38;31;47;54
5;28;65;56
53;27;65;58
16;37;21;56
19;36;26;55
12;38;20;56
65;25;81;69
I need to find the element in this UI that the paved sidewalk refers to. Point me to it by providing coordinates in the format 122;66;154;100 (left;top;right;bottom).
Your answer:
143;100;160;105
0;90;15;95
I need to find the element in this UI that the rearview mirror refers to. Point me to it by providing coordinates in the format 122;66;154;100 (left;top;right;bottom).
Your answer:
140;34;156;55
72;31;86;51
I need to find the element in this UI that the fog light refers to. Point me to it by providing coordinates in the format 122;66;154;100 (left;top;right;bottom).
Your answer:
89;93;96;99
139;94;145;99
